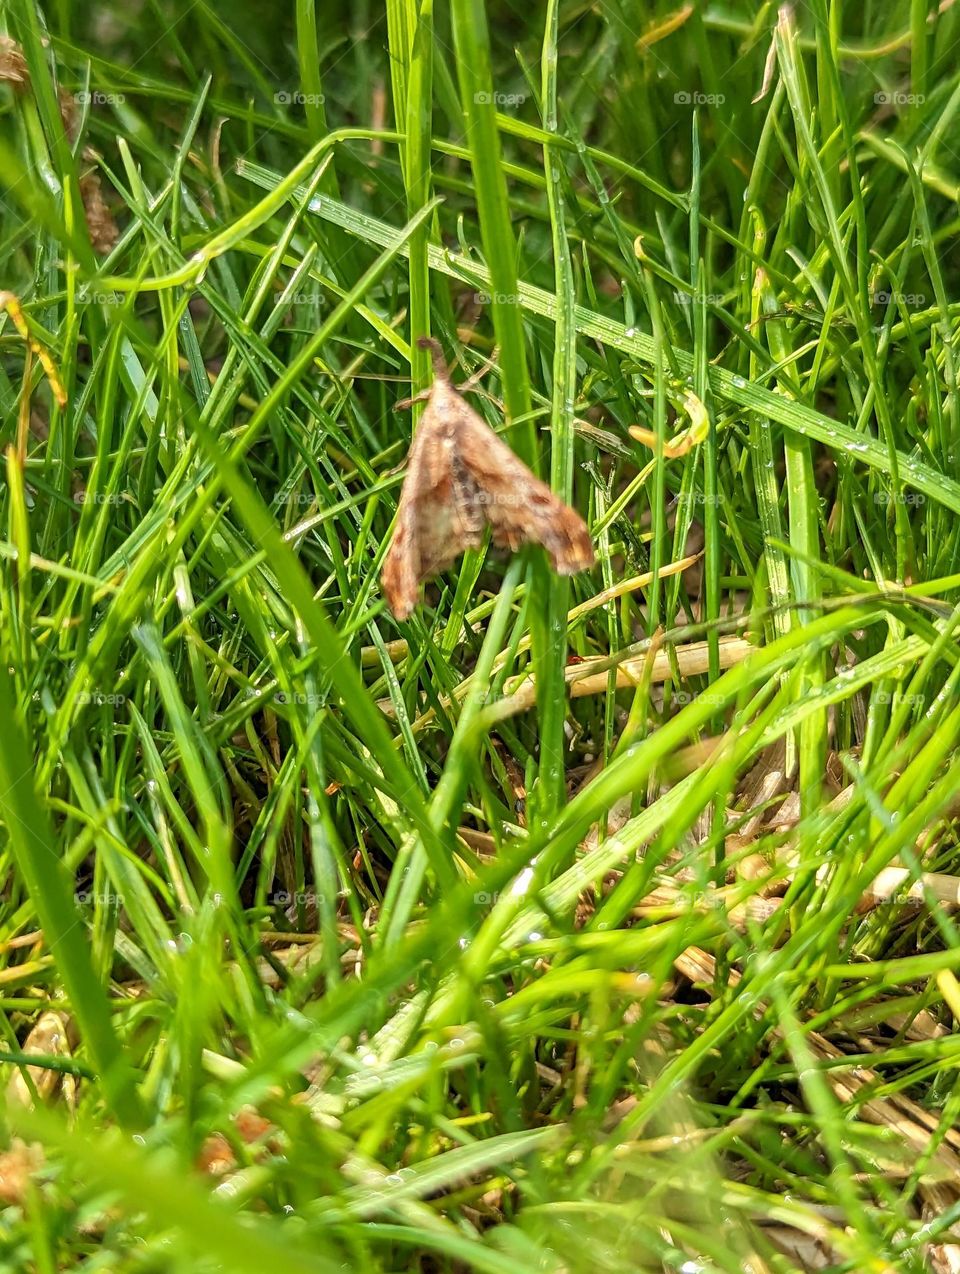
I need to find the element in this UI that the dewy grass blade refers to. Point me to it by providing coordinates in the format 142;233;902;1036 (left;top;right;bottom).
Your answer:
236;164;960;516
96;138;355;290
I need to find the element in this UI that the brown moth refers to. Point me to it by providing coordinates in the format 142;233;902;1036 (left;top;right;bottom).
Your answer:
381;338;595;620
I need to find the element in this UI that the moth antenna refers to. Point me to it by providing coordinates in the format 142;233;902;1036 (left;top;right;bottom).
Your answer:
416;336;451;382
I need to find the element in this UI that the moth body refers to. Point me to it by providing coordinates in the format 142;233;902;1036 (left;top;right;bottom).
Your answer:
381;341;594;619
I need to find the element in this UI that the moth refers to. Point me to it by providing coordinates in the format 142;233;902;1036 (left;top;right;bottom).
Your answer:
381;338;595;620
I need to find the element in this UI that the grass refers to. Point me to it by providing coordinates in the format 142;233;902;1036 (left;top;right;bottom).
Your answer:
1;0;960;1269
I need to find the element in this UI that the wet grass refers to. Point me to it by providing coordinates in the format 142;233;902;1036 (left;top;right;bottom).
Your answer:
1;1;960;1270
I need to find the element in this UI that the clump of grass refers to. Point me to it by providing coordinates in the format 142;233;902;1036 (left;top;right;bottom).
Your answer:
1;2;960;1270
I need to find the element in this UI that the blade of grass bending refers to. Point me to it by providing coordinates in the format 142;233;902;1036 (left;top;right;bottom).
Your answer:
236;169;960;518
96;130;385;291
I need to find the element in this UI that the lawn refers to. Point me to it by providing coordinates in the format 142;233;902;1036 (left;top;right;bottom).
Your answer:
2;1;960;1270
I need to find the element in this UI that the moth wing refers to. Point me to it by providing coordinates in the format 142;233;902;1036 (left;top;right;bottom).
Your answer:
381;402;484;619
455;401;595;575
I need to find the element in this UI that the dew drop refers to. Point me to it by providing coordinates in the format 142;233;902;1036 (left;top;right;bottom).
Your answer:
511;866;535;897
